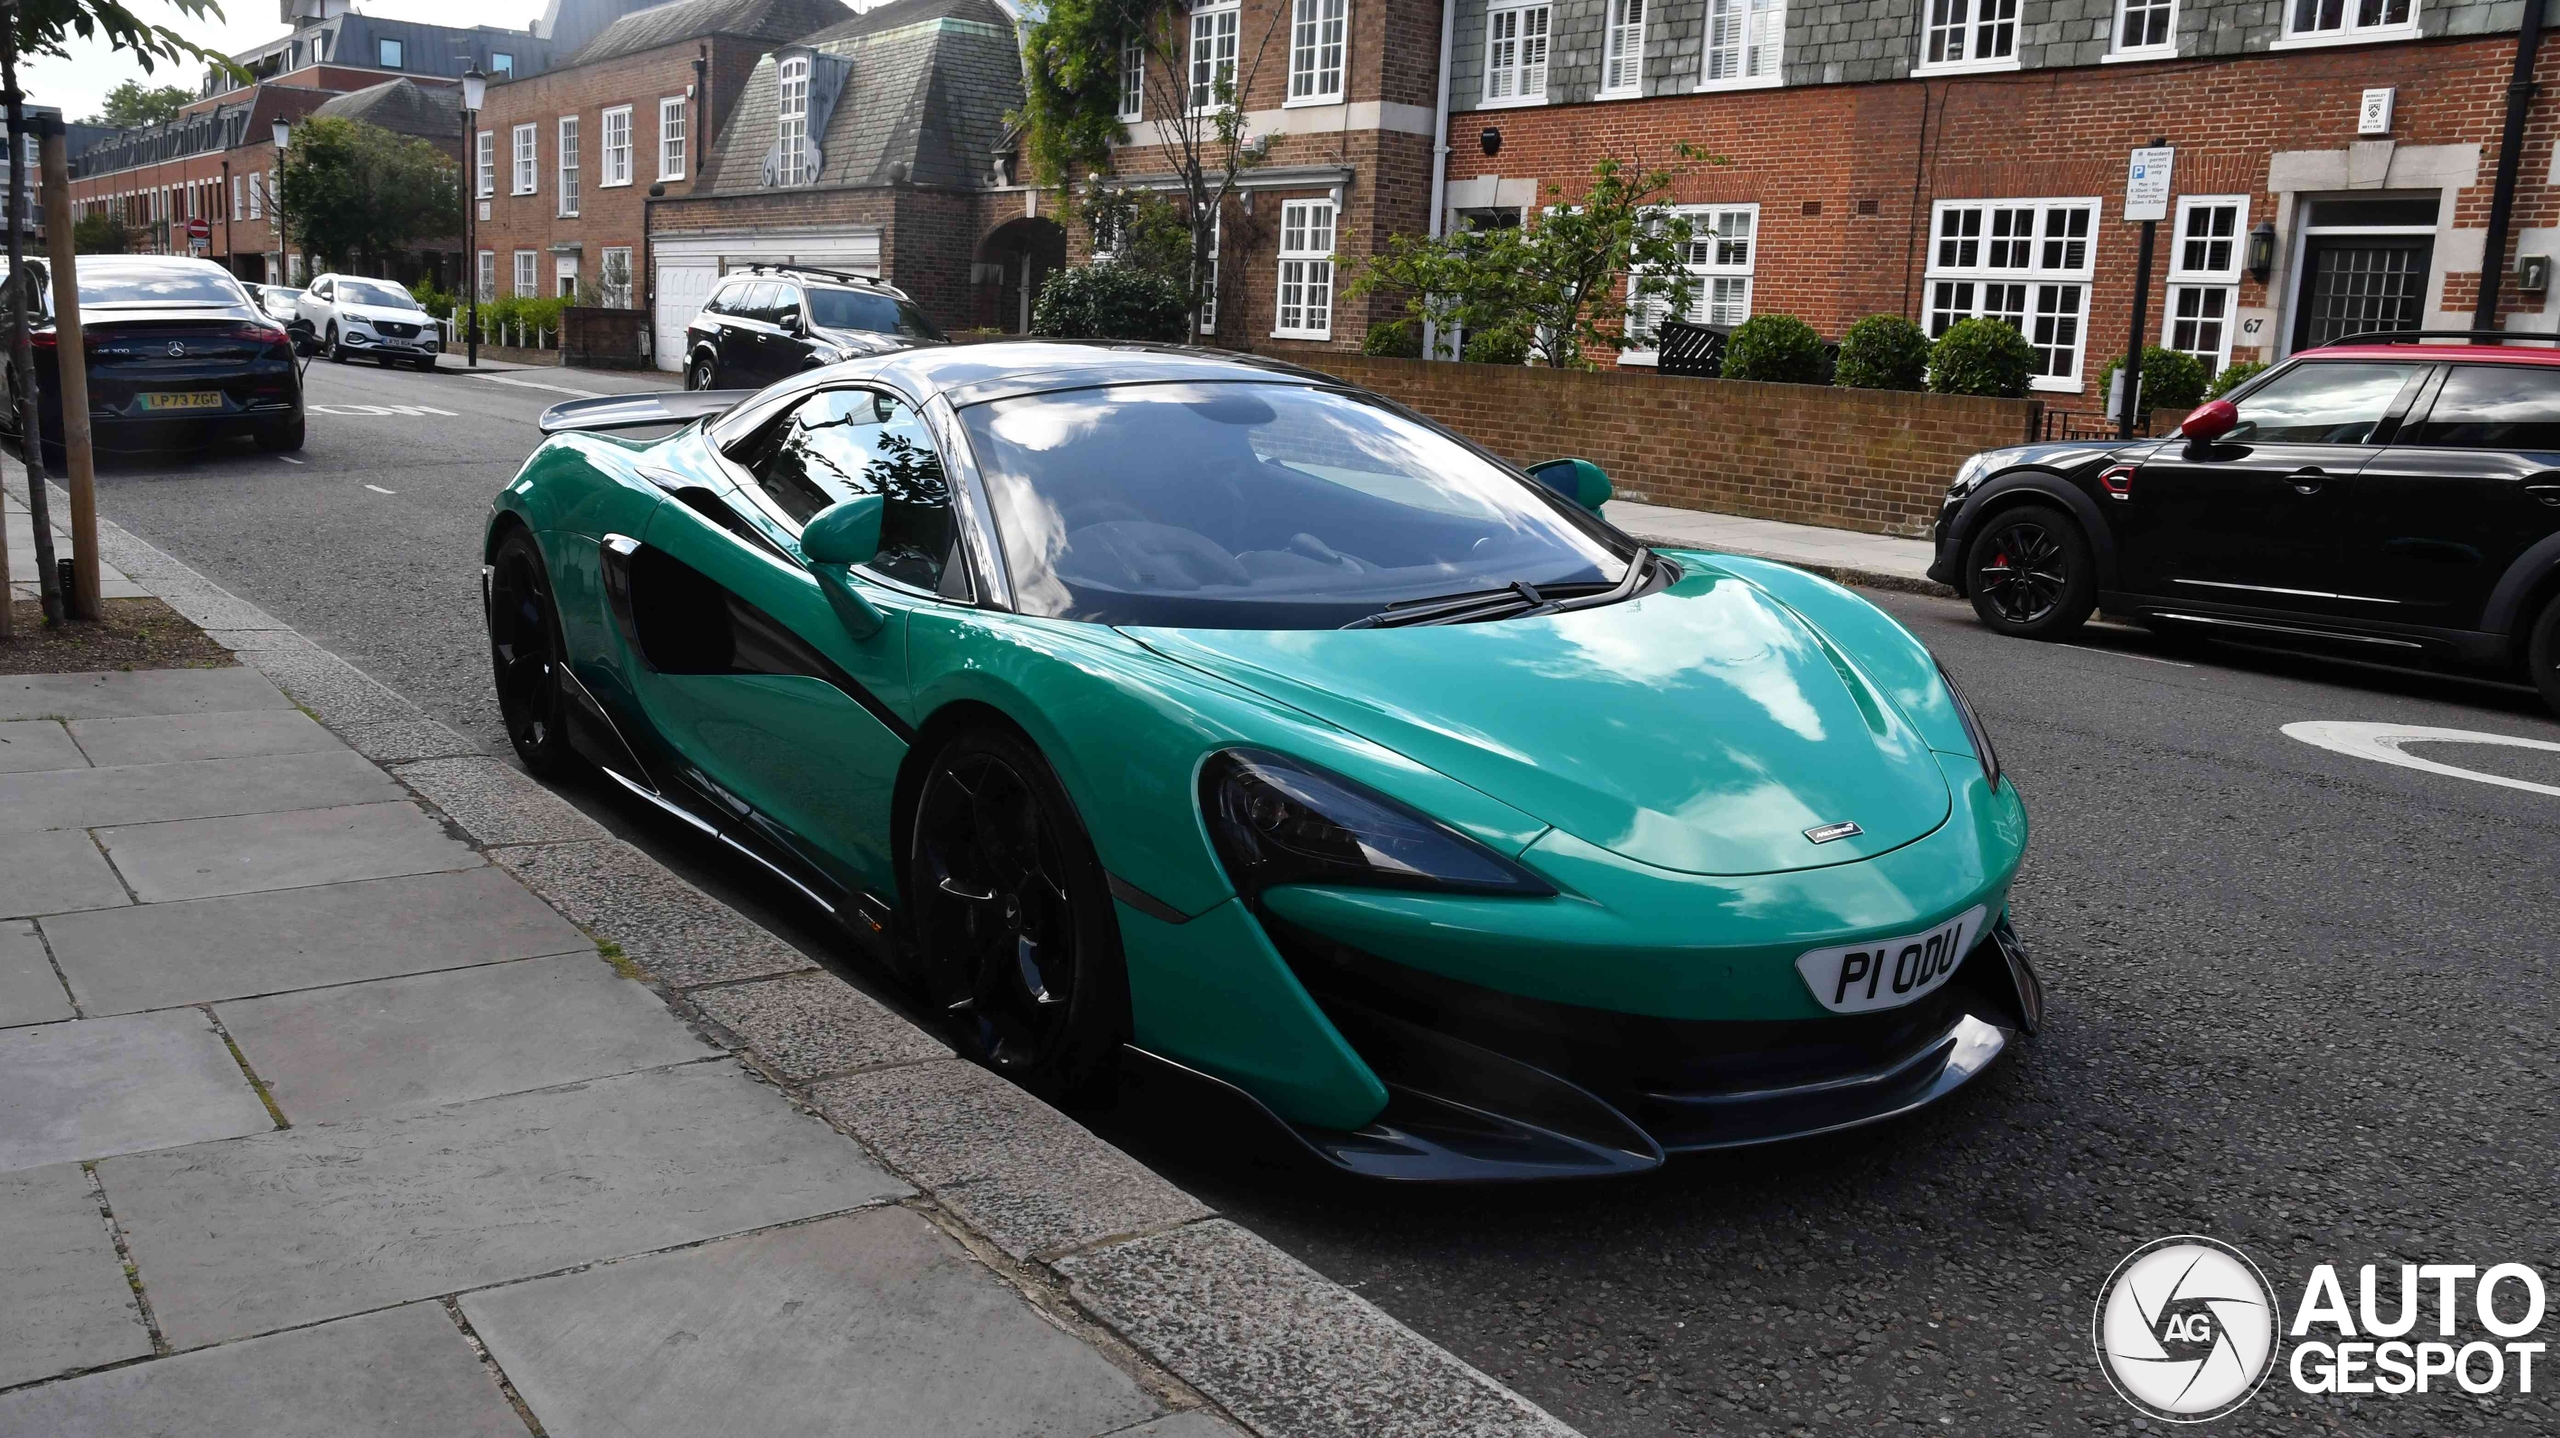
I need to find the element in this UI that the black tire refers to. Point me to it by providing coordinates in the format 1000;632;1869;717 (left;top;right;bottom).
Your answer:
1965;503;2097;640
325;323;346;363
2527;596;2560;719
906;726;1130;1101
486;527;584;779
685;353;715;392
254;414;305;452
413;356;439;372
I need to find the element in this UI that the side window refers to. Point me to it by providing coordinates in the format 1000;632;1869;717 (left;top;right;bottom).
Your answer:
742;282;785;324
774;285;804;329
734;389;964;596
2401;365;2560;450
2227;362;2421;445
701;282;737;316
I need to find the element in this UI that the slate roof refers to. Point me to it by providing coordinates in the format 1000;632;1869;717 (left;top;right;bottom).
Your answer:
311;78;463;141
699;0;1020;195
573;0;851;65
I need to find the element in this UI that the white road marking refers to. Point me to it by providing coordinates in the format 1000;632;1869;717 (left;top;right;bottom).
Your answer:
2058;643;2193;668
2281;720;2560;798
472;374;615;400
364;484;396;495
276;455;305;465
307;403;457;417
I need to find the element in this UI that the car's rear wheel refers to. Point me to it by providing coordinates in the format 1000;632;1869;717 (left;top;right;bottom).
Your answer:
1965;504;2096;639
2527;596;2560;718
486;527;582;778
685;353;714;391
907;726;1128;1100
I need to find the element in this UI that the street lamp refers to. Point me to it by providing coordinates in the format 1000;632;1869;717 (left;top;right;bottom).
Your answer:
270;116;291;285
461;65;485;368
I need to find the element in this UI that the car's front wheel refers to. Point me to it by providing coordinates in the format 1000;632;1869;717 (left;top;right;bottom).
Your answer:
907;726;1129;1101
325;323;347;363
1965;503;2096;639
2527;595;2560;718
486;527;582;778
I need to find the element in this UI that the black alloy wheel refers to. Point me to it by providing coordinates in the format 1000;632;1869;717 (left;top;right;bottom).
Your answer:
1965;503;2096;640
486;528;581;777
685;354;715;391
2529;597;2560;719
325;323;347;363
908;728;1127;1098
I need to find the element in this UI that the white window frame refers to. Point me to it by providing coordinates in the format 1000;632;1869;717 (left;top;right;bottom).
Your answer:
1188;0;1241;112
1200;210;1221;334
658;96;688;181
476;248;496;303
1286;0;1348;105
512;123;537;195
1915;0;2020;76
2166;194;2248;376
1600;0;1645;98
1702;0;1784;89
513;249;538;298
600;105;633;188
778;55;812;183
1273;197;1336;340
231;176;243;221
2105;0;2177;58
247;171;263;220
1923;197;2100;393
1118;32;1145;121
378;37;403;68
557;115;581;216
1481;1;1550;107
600;246;634;307
475;129;494;198
2274;0;2416;48
1622;203;1758;365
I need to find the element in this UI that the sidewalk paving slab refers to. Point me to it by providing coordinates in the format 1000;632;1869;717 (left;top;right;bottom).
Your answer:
218;955;720;1127
0;920;74;1027
0;1301;526;1438
1603;498;1946;596
0;720;90;774
41;867;585;1015
0;1162;153;1389
0;668;292;722
0;832;130;922
0;750;401;836
96;799;482;903
492;838;818;988
461;1206;1167;1438
103;1061;910;1349
392;756;613;846
0;1009;273;1172
687;969;951;1083
66;710;343;768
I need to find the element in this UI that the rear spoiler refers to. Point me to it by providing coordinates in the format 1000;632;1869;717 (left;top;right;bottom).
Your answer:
536;389;758;435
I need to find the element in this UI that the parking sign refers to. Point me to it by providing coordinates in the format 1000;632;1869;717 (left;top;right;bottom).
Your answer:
2125;146;2174;222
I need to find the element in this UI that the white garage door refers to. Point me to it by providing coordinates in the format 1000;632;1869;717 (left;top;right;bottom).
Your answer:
650;229;884;374
653;260;717;372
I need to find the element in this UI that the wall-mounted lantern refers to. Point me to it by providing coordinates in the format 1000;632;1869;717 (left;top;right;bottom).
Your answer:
1479;128;1501;157
2246;221;2276;284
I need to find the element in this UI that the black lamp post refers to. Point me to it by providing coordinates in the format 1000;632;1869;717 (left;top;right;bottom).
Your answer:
270;116;291;285
461;65;487;368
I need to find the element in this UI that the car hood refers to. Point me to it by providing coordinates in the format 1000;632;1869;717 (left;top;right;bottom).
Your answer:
1125;561;1953;876
344;305;427;325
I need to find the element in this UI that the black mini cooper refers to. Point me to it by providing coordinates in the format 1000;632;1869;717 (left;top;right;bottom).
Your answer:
1930;332;2560;716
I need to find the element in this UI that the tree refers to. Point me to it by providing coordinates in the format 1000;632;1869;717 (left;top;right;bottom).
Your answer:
14;0;237;77
275;117;460;276
1342;149;1720;369
72;210;132;254
1075;179;1193;295
84;79;190;128
1018;0;1284;335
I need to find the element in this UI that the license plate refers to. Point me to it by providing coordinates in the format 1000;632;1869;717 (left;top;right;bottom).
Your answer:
139;391;223;411
1795;905;1987;1015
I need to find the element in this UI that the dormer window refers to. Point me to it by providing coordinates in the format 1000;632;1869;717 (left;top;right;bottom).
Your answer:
777;56;811;185
491;52;514;76
379;37;404;68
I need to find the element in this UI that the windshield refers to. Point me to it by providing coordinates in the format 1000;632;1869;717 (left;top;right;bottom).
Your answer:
338;279;418;310
77;269;246;307
958;381;1630;628
808;286;943;340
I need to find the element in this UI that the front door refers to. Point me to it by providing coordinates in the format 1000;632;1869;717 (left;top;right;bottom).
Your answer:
2349;362;2560;631
2290;195;2438;352
2114;359;2426;615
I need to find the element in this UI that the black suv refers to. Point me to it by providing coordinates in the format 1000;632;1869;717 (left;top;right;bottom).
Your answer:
679;266;943;391
1929;332;2560;715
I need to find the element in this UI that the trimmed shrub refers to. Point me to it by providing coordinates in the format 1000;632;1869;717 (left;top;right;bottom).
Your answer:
1363;318;1423;357
1833;314;1931;391
1719;314;1828;385
2205;359;2268;400
1031;263;1188;342
1463;327;1530;365
1927;317;2035;398
2097;345;2209;422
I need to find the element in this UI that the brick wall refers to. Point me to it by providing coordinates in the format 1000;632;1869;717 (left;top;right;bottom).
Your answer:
1307;354;2039;535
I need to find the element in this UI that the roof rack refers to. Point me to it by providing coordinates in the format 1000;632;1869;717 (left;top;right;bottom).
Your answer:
739;263;886;289
2319;329;2560;348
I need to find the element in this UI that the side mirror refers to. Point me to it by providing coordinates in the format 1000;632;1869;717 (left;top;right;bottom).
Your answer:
801;495;886;638
2179;398;2239;444
1526;457;1614;514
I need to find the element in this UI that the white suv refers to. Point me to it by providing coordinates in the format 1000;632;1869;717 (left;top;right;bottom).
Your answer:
296;274;441;371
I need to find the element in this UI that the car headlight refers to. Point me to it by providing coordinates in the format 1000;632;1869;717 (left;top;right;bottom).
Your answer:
1949;451;1993;496
1938;664;2002;790
1200;748;1554;902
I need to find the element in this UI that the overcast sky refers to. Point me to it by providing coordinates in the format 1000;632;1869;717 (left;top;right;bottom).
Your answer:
24;0;547;125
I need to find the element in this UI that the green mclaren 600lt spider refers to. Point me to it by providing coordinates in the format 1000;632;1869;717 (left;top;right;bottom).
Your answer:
483;341;2039;1181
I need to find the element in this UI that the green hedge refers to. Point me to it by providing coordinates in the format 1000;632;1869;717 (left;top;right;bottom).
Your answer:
1032;264;1188;342
1363;318;1423;358
2097;345;2209;422
1927;317;2035;398
1833;315;1931;391
1720;314;1829;385
469;295;568;344
2204;359;2267;400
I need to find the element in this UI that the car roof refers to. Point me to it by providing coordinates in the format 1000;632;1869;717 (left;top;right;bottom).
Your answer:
2303;342;2560;366
862;340;1339;407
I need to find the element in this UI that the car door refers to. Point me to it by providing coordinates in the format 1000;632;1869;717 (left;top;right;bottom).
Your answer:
712;281;775;386
755;283;810;381
2112;359;2426;617
297;277;331;336
618;384;968;898
2343;362;2560;632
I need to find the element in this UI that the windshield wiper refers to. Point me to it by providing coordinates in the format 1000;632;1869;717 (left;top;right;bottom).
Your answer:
1340;551;1654;630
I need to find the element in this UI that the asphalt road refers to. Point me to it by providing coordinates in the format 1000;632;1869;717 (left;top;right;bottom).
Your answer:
79;357;2560;1438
